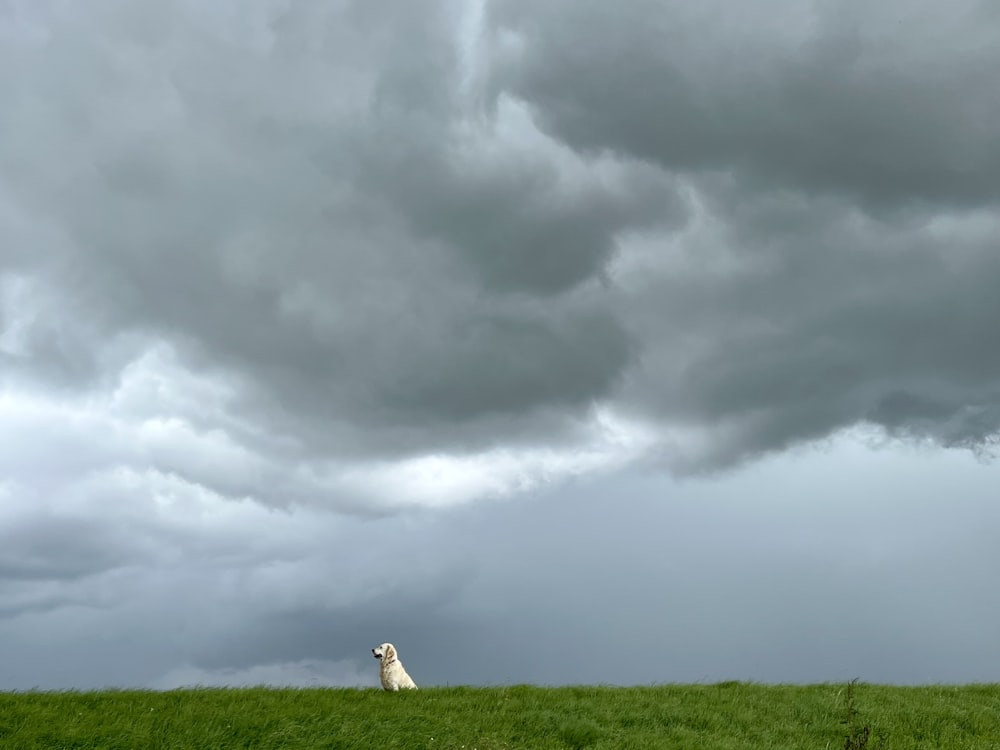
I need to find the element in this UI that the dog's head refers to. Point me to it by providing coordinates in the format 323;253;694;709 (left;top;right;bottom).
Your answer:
371;643;396;662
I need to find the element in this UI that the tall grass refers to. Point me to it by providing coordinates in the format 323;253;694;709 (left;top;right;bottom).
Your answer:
0;683;997;749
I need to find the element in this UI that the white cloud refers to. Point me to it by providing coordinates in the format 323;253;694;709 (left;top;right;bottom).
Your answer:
336;407;658;509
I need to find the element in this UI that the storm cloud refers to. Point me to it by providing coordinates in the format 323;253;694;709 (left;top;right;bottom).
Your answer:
1;0;999;688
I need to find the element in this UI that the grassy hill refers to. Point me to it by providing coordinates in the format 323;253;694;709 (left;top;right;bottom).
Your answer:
1;682;998;749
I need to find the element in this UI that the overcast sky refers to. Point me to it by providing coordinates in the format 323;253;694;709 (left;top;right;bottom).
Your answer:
2;0;999;690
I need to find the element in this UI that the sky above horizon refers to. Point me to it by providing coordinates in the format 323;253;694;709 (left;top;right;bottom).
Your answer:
2;0;1000;689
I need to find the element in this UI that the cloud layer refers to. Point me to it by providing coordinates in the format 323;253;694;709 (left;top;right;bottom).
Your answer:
5;0;999;509
2;0;999;688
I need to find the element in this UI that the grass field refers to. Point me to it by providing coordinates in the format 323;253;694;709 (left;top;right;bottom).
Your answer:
1;682;998;749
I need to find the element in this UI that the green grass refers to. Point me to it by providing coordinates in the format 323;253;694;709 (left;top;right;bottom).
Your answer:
0;683;998;749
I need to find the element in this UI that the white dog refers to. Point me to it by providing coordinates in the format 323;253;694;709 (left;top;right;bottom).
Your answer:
371;642;418;691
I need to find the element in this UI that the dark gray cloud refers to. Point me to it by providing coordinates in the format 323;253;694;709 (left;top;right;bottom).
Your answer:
4;0;998;481
607;188;1000;470
0;0;668;472
2;0;1000;689
487;0;1000;208
479;0;1000;470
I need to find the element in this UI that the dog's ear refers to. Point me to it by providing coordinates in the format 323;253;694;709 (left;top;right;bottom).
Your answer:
385;644;396;662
